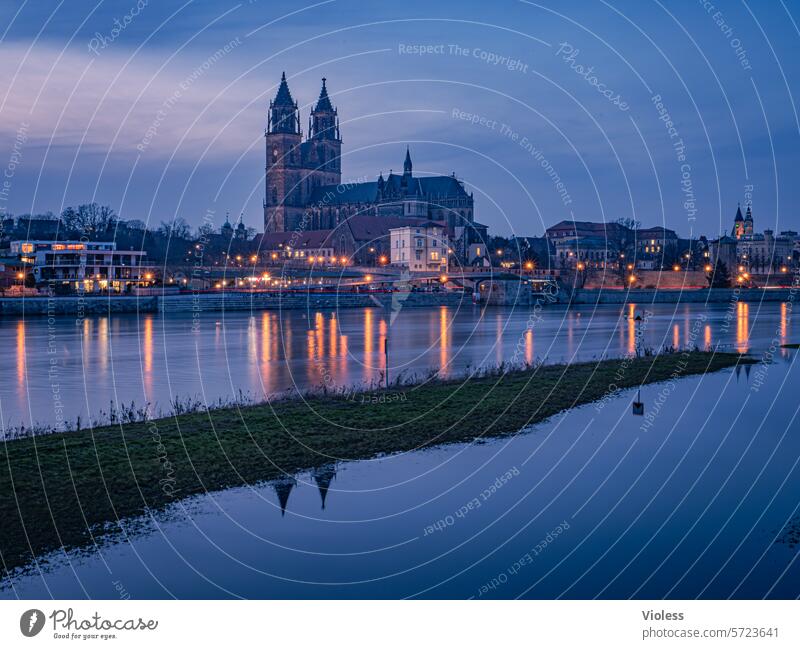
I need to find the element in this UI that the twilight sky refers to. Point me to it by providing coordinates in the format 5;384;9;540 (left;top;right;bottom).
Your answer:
0;0;798;238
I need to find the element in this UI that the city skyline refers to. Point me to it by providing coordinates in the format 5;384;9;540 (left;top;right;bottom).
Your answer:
0;0;798;239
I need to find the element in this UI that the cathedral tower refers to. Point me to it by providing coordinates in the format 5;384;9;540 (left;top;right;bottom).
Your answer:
306;78;342;186
264;73;304;233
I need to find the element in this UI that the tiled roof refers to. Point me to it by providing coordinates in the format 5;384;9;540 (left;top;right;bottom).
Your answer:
257;230;336;249
344;215;441;242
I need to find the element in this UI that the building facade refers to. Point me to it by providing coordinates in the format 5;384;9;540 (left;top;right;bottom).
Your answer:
389;222;449;274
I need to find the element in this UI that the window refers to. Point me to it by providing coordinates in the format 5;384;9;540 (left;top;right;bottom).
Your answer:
431;251;439;261
416;238;423;248
272;148;278;164
415;250;422;261
272;188;278;204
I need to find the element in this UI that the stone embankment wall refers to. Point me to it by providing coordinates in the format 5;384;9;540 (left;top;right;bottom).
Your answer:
567;287;794;304
0;291;466;316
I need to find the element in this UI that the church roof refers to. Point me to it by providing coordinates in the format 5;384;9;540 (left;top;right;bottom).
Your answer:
308;174;469;205
734;205;744;221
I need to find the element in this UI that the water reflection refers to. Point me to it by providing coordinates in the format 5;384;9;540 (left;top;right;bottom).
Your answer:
1;302;797;431
439;306;449;374
736;302;750;353
16;319;25;386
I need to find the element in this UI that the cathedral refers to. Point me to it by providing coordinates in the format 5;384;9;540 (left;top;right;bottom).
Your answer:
263;73;478;253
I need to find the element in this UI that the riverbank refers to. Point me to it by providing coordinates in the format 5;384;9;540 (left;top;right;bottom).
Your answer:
0;351;751;576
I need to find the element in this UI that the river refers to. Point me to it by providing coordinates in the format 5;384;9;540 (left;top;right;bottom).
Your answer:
1;301;799;598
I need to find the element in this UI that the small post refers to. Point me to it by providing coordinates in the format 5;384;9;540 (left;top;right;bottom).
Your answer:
384;336;389;388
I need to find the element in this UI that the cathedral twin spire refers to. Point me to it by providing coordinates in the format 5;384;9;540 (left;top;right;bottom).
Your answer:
269;72;339;140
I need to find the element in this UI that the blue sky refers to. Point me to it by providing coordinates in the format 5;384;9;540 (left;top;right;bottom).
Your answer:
0;0;798;237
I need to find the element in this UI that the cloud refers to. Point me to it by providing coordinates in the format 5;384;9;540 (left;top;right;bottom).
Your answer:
0;40;263;161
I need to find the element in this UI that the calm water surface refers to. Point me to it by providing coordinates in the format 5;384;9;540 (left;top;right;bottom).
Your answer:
1;301;799;598
0;301;794;430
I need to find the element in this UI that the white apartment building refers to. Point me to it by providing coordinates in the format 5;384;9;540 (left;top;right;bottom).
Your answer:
389;222;449;273
10;240;153;292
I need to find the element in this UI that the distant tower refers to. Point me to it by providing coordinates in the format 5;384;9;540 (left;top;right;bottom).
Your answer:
264;72;303;233
744;205;754;236
221;211;233;238
732;204;745;239
307;77;342;183
401;146;413;193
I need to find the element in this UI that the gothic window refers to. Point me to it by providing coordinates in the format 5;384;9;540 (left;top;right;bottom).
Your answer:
272;148;278;165
272;187;278;204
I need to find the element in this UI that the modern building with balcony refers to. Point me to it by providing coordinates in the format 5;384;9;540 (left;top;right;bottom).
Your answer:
8;240;154;292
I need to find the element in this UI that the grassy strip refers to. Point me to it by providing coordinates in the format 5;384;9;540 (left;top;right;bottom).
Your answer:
0;351;749;576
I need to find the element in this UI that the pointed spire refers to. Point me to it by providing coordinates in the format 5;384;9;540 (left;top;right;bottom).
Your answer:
312;465;337;510
734;203;743;221
273;478;295;517
273;71;294;106
403;146;412;175
314;77;334;112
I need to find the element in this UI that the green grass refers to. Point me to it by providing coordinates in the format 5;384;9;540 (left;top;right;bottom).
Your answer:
0;351;750;576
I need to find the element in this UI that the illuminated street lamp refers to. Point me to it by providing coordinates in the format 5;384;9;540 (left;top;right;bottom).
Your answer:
379;255;388;265
628;274;637;284
439;275;448;283
704;264;712;272
673;265;680;272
